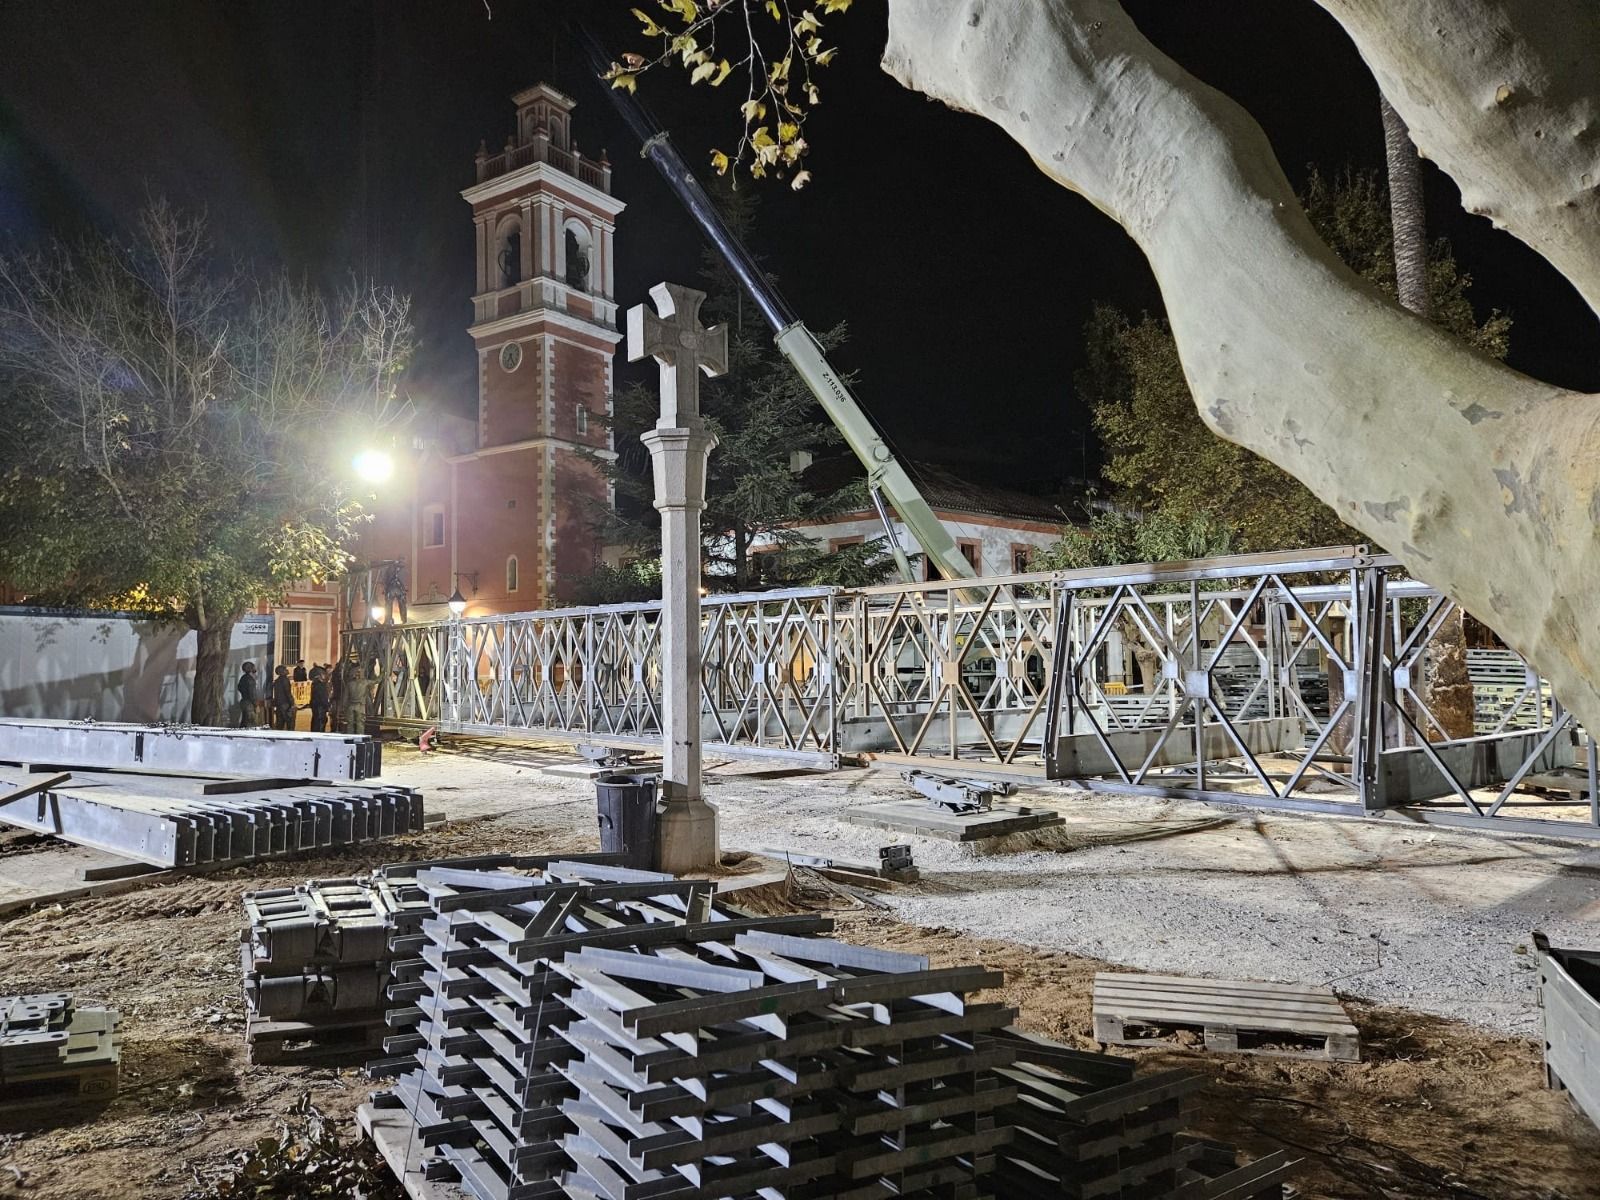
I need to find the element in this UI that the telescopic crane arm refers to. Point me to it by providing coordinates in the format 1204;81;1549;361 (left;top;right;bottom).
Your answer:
574;25;976;584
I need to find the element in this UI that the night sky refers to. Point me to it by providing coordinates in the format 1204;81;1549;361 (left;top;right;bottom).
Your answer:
3;1;1595;492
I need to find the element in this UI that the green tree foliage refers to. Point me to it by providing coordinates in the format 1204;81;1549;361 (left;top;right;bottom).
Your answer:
568;558;665;606
1083;167;1510;554
589;184;896;592
0;202;412;723
1029;509;1234;574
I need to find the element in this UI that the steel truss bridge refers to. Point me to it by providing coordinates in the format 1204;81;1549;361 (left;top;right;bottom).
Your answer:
343;546;1600;842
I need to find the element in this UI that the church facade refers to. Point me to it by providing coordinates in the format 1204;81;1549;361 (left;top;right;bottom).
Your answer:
349;83;623;624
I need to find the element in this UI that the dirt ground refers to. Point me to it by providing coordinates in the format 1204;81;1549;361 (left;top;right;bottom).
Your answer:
1;765;1599;1198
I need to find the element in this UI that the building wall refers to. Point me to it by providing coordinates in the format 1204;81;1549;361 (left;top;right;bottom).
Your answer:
479;337;545;445
266;581;338;668
749;511;1065;580
549;449;608;602
456;447;548;613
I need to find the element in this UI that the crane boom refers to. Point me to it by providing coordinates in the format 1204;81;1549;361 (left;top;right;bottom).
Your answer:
574;26;976;583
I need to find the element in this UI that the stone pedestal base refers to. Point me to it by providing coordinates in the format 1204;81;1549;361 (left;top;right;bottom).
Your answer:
655;793;720;875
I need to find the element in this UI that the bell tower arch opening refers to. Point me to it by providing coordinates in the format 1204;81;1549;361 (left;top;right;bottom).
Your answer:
496;215;524;288
563;219;592;292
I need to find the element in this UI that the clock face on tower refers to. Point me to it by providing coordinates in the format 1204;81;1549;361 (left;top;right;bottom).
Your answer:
499;341;523;372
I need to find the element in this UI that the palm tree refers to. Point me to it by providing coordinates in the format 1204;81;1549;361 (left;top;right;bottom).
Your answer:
1381;96;1475;741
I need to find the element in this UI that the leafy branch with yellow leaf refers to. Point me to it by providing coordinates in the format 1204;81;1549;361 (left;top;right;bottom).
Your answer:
603;0;855;188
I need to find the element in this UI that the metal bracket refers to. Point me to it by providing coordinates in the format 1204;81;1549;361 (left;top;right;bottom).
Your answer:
577;744;640;768
901;769;1013;813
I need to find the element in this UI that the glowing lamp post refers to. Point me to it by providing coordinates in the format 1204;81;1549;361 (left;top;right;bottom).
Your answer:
352;449;394;484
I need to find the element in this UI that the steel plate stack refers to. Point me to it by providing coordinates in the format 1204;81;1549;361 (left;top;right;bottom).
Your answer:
0;993;122;1110
241;875;433;1065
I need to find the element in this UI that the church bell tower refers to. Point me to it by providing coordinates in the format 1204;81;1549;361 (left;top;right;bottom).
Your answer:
457;83;625;605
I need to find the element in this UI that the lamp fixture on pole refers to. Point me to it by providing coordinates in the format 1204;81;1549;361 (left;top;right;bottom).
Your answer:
448;570;478;619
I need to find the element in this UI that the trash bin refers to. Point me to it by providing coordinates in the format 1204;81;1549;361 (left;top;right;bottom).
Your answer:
595;772;660;870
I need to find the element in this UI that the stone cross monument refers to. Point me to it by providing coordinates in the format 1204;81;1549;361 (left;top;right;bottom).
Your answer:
627;281;726;873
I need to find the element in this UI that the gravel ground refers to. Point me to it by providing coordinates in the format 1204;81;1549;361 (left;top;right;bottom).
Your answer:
392;738;1600;1036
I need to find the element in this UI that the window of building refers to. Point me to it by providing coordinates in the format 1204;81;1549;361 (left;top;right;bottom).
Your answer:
506;555;519;593
828;535;864;553
1012;544;1033;574
958;539;982;572
280;620;302;668
423;505;445;548
575;403;589;435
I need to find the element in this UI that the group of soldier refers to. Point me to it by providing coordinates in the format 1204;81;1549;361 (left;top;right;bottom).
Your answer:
233;651;373;734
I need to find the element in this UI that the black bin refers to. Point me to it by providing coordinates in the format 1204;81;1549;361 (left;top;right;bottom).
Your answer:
595;772;660;870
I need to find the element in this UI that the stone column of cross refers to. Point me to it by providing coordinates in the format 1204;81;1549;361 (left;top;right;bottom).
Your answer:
627;282;726;874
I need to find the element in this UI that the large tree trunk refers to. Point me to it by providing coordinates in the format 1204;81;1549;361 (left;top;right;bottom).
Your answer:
1381;94;1476;741
191;620;235;726
882;0;1600;741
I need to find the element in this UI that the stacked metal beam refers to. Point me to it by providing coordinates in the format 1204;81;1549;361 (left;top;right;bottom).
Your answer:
0;718;382;781
0;993;121;1109
990;1041;1202;1197
366;863;1278;1200
0;773;424;868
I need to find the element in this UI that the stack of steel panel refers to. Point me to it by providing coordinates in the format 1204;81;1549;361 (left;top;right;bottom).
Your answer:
989;1039;1203;1198
241;875;432;1065
365;862;1281;1200
0;993;122;1111
0;773;424;868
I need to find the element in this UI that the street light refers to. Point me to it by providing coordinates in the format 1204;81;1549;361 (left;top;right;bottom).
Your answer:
447;587;467;617
370;604;385;624
352;449;394;484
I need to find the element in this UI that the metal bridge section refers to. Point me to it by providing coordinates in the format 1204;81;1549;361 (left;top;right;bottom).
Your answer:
343;546;1599;841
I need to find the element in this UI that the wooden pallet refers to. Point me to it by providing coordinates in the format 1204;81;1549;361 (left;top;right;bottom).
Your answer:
356;1100;472;1200
0;1060;119;1117
246;1009;386;1066
1093;972;1360;1062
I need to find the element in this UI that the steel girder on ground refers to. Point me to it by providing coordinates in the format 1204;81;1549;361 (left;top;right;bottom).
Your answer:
0;719;382;781
0;771;422;867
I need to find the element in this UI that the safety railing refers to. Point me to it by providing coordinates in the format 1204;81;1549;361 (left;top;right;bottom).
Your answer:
343;546;1600;840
